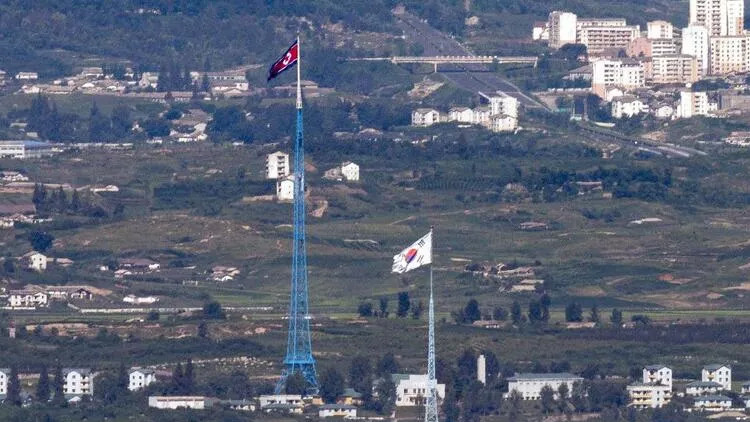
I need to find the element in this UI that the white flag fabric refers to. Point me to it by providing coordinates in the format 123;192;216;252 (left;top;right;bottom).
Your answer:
392;232;432;274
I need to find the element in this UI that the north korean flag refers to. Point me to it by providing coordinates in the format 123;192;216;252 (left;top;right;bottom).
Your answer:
268;40;299;81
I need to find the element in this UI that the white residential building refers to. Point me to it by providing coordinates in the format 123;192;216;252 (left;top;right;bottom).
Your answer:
15;72;38;80
725;0;744;36
647;21;674;39
0;141;54;159
693;395;732;411
679;91;711;118
28;252;47;272
8;289;48;308
627;383;672;409
138;72;159;89
129;368;156;391
643;365;672;389
341;162;359;182
702;365;731;391
743;381;750;394
448;107;474;123
490;115;518;132
682;24;710;76
411;108;441;127
612;96;649;119
709;35;750;75
592;59;645;98
0;368;7;399
318;404;357;418
276;175;294;201
548;11;578;49
651;55;699;84
686;381;723;396
532;22;549;41
393;374;446;407
690;0;744;36
259;394;304;409
266;151;290;180
472;106;492;125
489;95;519;118
148;396;215;409
505;373;584;400
578;25;640;55
63;369;94;397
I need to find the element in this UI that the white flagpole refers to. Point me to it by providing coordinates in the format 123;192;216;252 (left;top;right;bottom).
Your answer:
296;35;302;110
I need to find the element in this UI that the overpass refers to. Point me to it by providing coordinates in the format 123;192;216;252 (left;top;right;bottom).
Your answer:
349;55;538;71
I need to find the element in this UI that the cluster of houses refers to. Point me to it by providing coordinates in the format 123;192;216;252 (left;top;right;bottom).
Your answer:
411;94;519;133
627;364;750;412
265;151;360;202
463;262;544;293
1;284;95;309
0;367;94;402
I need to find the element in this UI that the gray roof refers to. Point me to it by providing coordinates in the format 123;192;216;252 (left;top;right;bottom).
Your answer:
645;364;669;371
694;395;731;402
391;373;412;383
686;381;722;388
703;364;730;371
0;140;52;149
129;368;155;375
320;404;357;410
63;368;92;375
743;381;750;386
508;373;582;381
0;368;9;374
265;403;302;410
342;388;362;398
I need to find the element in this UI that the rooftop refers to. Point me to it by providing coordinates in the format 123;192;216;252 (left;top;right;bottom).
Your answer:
644;364;669;371
686;381;723;387
703;364;730;371
694;395;731;402
320;404;357;410
508;373;582;381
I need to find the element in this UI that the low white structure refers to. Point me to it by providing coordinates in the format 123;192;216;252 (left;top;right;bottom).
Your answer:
8;288;48;308
611;96;649;119
693;395;732;412
412;108;441;127
129;368;156;391
318;404;357;418
643;365;672;389
0;368;7;399
0;141;54;159
148;396;215;409
489;95;519;118
448;107;473;123
743;382;750;394
63;368;94;397
490;115;518;132
505;373;584;400
477;355;486;385
686;381;722;396
276;175;295;201
259;394;303;409
627;383;672;409
678;91;710;118
266;151;290;180
702;365;731;391
123;295;159;305
393;374;446;407
341;162;359;182
28;252;47;272
15;72;38;80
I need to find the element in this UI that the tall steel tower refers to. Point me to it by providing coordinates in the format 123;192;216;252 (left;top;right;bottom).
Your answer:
425;228;439;422
275;37;318;394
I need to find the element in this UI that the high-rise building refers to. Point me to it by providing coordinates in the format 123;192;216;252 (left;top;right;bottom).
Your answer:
682;24;710;76
710;35;750;75
647;20;674;39
578;25;641;55
690;0;744;36
592;58;645;98
651;55;700;84
549;11;578;49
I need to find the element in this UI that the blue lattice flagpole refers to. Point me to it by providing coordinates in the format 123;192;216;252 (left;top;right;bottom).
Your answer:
276;35;318;394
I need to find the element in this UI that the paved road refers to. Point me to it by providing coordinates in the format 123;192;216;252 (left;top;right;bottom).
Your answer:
395;12;544;108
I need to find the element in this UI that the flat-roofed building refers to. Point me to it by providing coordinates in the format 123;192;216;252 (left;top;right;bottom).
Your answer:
0;141;54;159
505;373;584;400
578;25;640;55
647;20;674;39
651;55;699;84
549;11;578;49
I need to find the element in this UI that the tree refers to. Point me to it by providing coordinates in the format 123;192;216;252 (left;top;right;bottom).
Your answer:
70;189;81;213
457;349;477;382
319;367;345;403
55;186;67;213
202;301;226;319
374;376;396;415
411;300;424;319
565;302;583;322
28;231;54;252
528;300;544;323
611;308;623;326
197;321;208;338
507;390;523;420
540;294;551;322
396;291;411;317
590;304;600;323
376;353;400;377
201;73;211;93
540;385;556;414
89;101;111;141
285;371;307;394
357;302;373;317
52;365;65;405
36;365;50;402
379;297;389;318
492;306;507;321
558;383;570;412
184;358;195;394
116;362;128;393
511;301;523;325
464;299;481;323
483;350;500;381
7;365;21;406
349;356;372;395
32;183;47;210
3;259;14;274
172;362;184;393
111;104;133;139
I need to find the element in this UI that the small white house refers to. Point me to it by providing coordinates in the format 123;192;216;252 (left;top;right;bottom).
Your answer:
63;368;94;397
123;295;159;305
276;175;295;201
702;365;731;391
448;107;474;123
627;383;672;409
341;162;359;182
8;289;48;308
266;151;290;180
392;374;446;407
685;381;722;396
472;106;492;125
412;108;440;127
259;394;303;409
0;368;8;399
490;115;518;132
742;381;750;394
28;252;47;272
653;105;674;119
643;365;672;389
129;368;156;391
612;96;649;119
15;72;38;80
319;404;357;418
148;396;215;409
693;395;732;412
505;373;584;400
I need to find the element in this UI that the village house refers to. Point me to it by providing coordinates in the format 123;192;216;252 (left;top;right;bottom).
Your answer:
7;288;48;308
685;381;723;396
643;365;672;389
79;67;104;78
210;266;241;282
742;381;750;394
266;151;290;180
627;382;672;409
15;72;38;80
138;72;159;89
392;374;446;407
324;162;360;182
337;388;364;406
505;373;584;400
611;96;649;119
412;108;441;127
0;140;55;159
64;368;94;398
0;171;29;182
490;114;518;132
27;252;47;272
702;365;731;391
129;368;156;391
448;107;474;123
319;404;357;418
148;396;216;409
45;286;93;301
220;399;256;411
693;395;732;412
276;175;294;201
118;258;160;272
259;394;304;414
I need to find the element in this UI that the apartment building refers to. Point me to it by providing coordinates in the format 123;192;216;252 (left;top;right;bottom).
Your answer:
690;0;744;36
682;24;710;76
651;55;699;84
63;368;94;397
647;21;674;39
549;11;578;48
265;151;290;180
592;59;645;98
643;365;672;389
702;365;731;391
710;35;750;75
628;38;677;58
506;373;584;400
578;25;640;55
679;91;711;118
627;383;672;409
